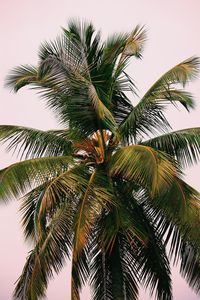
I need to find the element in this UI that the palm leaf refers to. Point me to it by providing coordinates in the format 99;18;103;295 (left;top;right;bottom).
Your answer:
147;177;200;294
120;57;199;141
21;165;93;242
143;176;200;250
0;125;72;159
72;169;113;260
109;145;177;196
143;127;200;167
71;247;89;300
90;211;139;300
20;182;49;241
72;170;97;260
111;90;134;124
62;18;103;69
90;246;113;300
154;176;200;235
0;156;73;202
6;65;38;92
121;25;147;59
20;170;79;242
99;27;145;108
7;33;117;135
179;241;200;293
116;182;172;300
14;202;72;300
71;170;115;299
108;235;129;299
39;27;117;133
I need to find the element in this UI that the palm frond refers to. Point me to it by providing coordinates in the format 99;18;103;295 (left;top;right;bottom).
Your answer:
90;212;139;300
39;23;117;133
135;234;172;300
6;65;38;92
116;182;172;300
109;145;177;196
90;247;113;300
144;56;199;91
72;170;97;260
180;241;200;293
154;176;200;234
0;125;72;159
121;25;147;59
71;247;89;300
72;169;114;261
63;18;103;67
14;202;72;300
111;91;134;124
143;127;200;168
120;101;171;142
147;177;200;293
107;236;130;299
20;182;49;241
87;83;117;133
20;165;91;242
101;25;146;77
40;61;117;134
0;156;73;202
99;27;145;107
120;57;199;141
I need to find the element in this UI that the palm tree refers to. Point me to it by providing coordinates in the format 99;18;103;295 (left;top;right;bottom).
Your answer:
1;19;200;300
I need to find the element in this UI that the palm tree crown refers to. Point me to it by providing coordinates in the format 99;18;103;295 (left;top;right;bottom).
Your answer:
1;19;200;300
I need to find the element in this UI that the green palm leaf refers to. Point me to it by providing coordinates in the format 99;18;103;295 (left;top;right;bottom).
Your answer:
72;170;97;260
6;65;38;92
72;169;114;259
154;177;200;234
146;177;200;293
143;127;200;167
20;182;49;241
71;247;89;300
180;242;200;293
0;156;73;201
117;182;172;300
71;169;115;299
0;125;72;158
90;212;139;300
109;145;177;195
120;57;199;141
14;202;72;300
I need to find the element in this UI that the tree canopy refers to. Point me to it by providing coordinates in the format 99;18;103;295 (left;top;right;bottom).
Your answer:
1;19;200;300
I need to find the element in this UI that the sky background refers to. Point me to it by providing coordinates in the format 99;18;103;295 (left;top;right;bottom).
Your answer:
0;0;200;299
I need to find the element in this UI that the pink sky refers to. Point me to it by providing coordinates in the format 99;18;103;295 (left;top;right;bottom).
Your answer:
0;0;200;299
